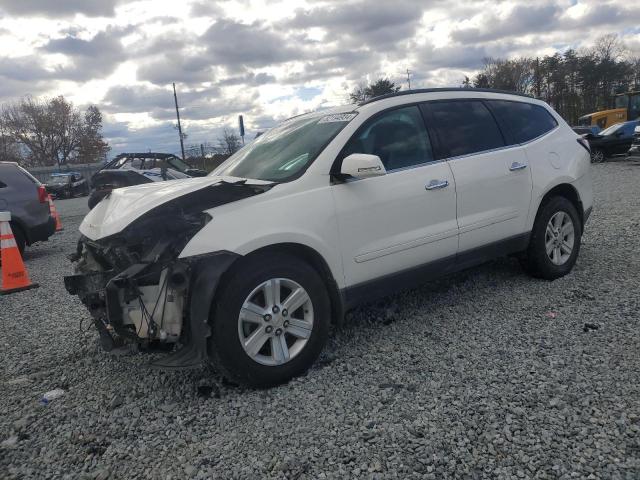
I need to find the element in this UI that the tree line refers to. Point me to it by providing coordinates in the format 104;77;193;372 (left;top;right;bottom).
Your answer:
0;96;110;167
465;35;640;124
352;36;639;125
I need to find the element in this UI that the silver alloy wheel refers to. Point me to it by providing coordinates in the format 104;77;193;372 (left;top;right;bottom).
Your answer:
238;278;314;366
545;211;575;266
591;150;604;163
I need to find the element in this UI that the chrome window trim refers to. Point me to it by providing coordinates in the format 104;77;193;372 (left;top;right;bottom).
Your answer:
338;158;445;183
445;124;560;162
385;158;444;174
335;95;561;175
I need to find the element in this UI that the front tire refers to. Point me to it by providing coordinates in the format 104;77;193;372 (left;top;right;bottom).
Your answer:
209;252;331;388
520;196;582;280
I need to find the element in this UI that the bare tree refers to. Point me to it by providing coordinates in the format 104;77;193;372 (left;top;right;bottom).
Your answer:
218;128;242;155
592;34;627;62
0;118;24;162
1;96;109;167
474;57;535;94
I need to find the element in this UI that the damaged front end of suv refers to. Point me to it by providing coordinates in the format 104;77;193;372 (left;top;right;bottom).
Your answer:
64;177;273;369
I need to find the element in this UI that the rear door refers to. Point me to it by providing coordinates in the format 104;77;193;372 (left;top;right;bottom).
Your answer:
331;105;458;288
422;99;532;253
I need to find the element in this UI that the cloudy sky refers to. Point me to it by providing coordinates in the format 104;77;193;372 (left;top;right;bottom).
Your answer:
0;0;639;156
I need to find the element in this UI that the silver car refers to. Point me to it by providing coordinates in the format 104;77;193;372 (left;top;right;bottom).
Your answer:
0;162;56;254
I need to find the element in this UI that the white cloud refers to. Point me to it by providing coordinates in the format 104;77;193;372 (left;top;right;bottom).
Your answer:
0;0;638;156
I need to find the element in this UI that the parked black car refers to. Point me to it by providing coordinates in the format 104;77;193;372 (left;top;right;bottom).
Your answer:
0;162;55;254
88;153;208;209
585;120;638;162
44;172;90;199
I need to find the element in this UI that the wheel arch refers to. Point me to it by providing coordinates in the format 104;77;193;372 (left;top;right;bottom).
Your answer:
216;242;345;326
537;183;584;227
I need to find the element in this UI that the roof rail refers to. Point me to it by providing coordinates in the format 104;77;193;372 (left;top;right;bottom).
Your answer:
358;87;534;106
114;152;179;158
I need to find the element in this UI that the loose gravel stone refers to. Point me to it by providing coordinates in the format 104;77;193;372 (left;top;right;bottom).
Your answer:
1;161;640;478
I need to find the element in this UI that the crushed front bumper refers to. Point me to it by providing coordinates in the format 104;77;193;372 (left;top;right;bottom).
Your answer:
65;244;238;369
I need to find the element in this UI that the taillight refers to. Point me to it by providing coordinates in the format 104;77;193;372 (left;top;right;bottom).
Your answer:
577;137;591;153
37;185;48;203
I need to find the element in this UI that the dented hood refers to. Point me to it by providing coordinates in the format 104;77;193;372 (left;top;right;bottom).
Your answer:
80;175;272;240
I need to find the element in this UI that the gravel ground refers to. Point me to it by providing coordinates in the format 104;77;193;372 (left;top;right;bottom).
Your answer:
1;161;640;480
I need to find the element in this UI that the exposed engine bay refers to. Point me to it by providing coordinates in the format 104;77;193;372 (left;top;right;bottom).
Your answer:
64;179;273;368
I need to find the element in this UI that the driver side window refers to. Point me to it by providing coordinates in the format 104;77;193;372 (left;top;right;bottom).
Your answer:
342;106;434;171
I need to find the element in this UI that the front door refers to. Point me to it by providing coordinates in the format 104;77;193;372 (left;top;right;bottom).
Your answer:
331;105;459;289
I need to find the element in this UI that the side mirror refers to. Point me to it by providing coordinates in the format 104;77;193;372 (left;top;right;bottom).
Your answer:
340;153;386;179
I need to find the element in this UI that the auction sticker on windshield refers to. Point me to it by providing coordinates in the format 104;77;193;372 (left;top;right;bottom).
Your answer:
318;113;358;123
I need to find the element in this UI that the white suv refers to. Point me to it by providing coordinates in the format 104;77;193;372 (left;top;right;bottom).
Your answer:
65;89;593;387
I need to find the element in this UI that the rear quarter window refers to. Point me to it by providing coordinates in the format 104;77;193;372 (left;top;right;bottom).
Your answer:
421;100;505;158
17;166;41;185
487;100;558;144
0;164;40;187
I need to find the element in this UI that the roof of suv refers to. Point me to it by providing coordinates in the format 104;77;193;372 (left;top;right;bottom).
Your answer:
358;88;534;106
280;88;537;125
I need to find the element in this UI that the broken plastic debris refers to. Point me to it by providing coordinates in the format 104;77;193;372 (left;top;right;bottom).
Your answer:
545;311;558;319
583;323;599;332
40;388;65;405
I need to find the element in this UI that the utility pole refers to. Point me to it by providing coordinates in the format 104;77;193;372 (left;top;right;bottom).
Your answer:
173;82;186;161
406;69;412;90
200;143;205;170
238;115;245;146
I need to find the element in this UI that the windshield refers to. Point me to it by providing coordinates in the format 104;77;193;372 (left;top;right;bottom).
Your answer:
601;123;624;136
213;111;357;181
166;155;191;172
48;175;70;184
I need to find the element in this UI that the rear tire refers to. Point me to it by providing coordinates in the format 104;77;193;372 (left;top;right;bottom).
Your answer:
208;252;331;388
520;196;582;280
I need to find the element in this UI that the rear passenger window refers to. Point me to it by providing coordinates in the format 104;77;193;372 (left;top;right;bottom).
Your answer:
487;100;558;144
17;166;40;185
422;101;505;158
341;106;434;171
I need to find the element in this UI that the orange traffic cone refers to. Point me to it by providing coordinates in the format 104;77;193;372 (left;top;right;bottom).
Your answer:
0;211;39;295
48;195;63;232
